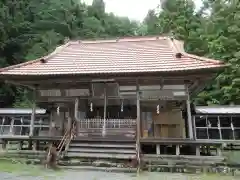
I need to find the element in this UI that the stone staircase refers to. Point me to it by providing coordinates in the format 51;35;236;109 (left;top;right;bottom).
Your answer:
65;140;137;160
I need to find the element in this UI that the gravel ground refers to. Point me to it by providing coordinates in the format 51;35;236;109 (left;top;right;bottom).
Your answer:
0;170;238;180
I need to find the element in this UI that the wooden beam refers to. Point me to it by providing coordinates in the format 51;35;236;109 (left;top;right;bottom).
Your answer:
12;74;209;86
5;80;36;90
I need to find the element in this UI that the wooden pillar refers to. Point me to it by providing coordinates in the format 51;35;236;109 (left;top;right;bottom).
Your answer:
49;110;53;136
156;144;160;155
9;117;14;135
136;82;141;168
29;90;36;137
218;116;222;140
67;108;73;132
186;86;193;139
193;116;197;139
217;146;222;156
102;85;107;137
176;145;180;155
2;140;6;150
18;141;23;150
196;145;200;156
33;141;37;151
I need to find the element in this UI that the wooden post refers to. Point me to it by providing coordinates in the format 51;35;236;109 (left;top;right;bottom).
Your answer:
33;141;37;151
193;116;197;139
217;146;222;156
49;110;53;136
176;145;180;155
196;146;200;156
2;140;6;150
67;108;72;132
156;144;160;155
218;116;222;140
136;82;141;170
186;86;193;139
18;141;23;150
9;117;14;135
29;90;36;137
102;85;107;137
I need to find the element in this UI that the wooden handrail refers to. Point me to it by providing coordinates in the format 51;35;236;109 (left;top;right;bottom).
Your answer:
57;121;76;157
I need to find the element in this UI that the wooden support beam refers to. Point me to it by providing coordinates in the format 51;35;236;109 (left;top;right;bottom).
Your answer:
217;147;222;156
196;146;200;156
5;80;36;90
156;144;160;155
18;141;23;150
186;86;193;139
49;110;53;136
12;75;204;85
176;145;180;155
29;90;36;137
136;81;141;170
102;85;107;137
9;117;14;135
2;140;6;150
33;141;37;151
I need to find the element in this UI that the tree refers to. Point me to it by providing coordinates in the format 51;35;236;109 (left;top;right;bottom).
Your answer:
0;0;140;107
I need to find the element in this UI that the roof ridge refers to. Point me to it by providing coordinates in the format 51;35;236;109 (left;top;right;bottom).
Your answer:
77;36;168;44
0;42;71;73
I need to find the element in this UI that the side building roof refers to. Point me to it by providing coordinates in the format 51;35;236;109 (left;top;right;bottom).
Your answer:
196;105;240;114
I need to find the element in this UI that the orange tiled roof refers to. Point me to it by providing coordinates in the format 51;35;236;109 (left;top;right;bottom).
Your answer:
0;36;225;76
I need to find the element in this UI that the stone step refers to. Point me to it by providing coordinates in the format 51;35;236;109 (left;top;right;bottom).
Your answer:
68;147;136;154
66;152;136;159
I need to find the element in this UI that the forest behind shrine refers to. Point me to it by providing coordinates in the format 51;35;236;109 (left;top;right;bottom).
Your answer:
0;0;239;107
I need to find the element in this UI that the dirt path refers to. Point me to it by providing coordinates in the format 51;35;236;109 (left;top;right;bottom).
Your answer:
0;171;239;180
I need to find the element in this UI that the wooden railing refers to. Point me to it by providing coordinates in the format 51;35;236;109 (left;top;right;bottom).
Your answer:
79;118;136;129
0;115;50;136
77;118;136;138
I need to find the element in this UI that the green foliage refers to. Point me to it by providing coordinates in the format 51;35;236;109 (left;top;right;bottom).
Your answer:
0;0;139;107
144;0;240;105
1;0;239;107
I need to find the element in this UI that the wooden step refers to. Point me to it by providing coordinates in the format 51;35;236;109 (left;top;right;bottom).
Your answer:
68;148;136;154
61;166;137;173
66;152;136;159
69;143;136;148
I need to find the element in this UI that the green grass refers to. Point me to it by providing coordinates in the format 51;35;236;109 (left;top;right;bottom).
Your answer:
0;158;63;177
136;172;239;180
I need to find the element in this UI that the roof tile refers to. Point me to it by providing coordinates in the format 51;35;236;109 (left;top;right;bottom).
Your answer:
0;36;225;76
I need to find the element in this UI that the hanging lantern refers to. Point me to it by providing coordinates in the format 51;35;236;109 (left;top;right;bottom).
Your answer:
90;102;93;112
57;106;60;115
121;100;124;112
156;104;160;114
